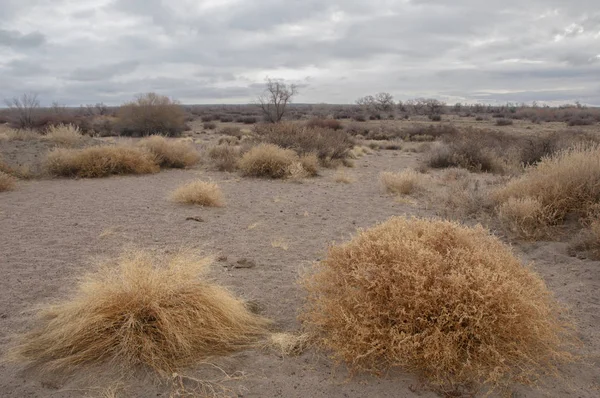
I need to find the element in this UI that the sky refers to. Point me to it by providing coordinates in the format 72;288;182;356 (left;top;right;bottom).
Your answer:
0;0;599;106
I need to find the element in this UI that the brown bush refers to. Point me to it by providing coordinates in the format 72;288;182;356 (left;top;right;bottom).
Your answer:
137;135;200;168
10;249;269;376
44;124;83;147
46;145;159;178
203;122;217;130
238;144;298;178
495;118;514;126
220;126;242;138
171;181;224;207
301;217;573;391
299;153;319;176
379;170;422;195
306;118;343;130
116;93;187;137
207;144;242;172
0;171;16;192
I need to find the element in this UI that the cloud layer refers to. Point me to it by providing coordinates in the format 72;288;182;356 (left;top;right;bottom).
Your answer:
1;0;599;105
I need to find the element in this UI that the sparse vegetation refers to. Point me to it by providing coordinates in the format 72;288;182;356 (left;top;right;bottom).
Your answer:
238;144;298;178
301;217;573;391
116;93;187;137
45;124;83;147
137;135;200;168
379;170;422;195
11;249;269;376
207;144;243;172
0;171;16;192
306;118;343;130
171;181;224;207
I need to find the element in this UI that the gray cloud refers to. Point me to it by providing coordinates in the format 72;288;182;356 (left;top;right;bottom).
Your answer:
0;0;599;105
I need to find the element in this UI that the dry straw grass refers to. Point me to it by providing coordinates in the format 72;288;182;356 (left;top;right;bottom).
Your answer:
334;169;354;184
171;181;224;207
11;249;269;377
138;135;200;168
45;124;83;147
0;171;17;192
379;169;422;195
301;217;573;392
207;144;243;172
0;128;39;141
46;145;159;178
238;144;298;179
494;144;600;236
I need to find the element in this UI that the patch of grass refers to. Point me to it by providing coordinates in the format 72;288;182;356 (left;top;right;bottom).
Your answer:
45;124;83;147
300;216;573;392
207;144;242;172
333;169;354;184
138;135;200;168
171;181;224;207
10;249;269;377
497;197;554;240
379;170;422;195
0;171;17;192
299;153;319;177
238;144;298;179
46;145;159;178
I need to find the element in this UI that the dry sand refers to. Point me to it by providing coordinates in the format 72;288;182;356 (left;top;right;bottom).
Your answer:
0;144;598;397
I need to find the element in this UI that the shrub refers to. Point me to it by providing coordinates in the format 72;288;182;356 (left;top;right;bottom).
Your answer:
567;117;595;126
45;124;83;147
494;144;600;230
171;181;224;207
46;145;159;178
379;170;421;195
200;115;215;122
238;144;298;178
428;114;442;121
203;122;217;130
0;171;16;192
220;126;242;138
299;153;319;176
333;169;354;183
497;197;553;239
569;216;600;260
306;118;343;130
10;249;268;376
219;116;233;123
301;217;573;391
239;116;257;124
207;144;242;172
402;124;458;141
116;93;187;137
495;118;514;126
137;135;200;168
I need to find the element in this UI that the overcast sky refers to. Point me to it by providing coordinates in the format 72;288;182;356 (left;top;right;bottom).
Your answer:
1;0;599;106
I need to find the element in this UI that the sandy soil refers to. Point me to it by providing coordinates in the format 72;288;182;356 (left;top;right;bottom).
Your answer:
0;138;599;397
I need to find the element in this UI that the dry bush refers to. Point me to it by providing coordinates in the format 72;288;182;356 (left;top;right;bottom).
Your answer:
238;144;298;178
495;118;514;126
497;198;554;240
45;124;83;147
379;170;422;195
207;144;242;172
0;128;39;141
116;93;187;137
299;153;319;176
220;126;242;138
569;217;600;260
494;144;600;232
402;124;458;141
46;145;159;178
203;122;217;130
0;171;16;192
138;135;200;168
300;217;573;391
333;169;354;184
254;123;353;164
10;249;269;376
306;118;343;130
435;172;494;221
171;181;224;207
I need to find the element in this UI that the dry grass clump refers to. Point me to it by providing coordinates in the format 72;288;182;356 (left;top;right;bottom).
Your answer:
334;169;355;184
238;144;298;179
494;144;600;235
46;145;159;178
138;135;200;168
497;198;554;239
116;93;187;137
379;169;422;195
206;144;243;172
569;217;600;260
45;124;83;147
171;181;224;207
300;217;573;391
299;153;319;177
0;128;40;141
0;171;17;192
11;249;269;376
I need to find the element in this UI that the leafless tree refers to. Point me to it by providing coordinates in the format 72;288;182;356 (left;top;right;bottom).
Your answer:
257;78;298;123
374;92;395;112
5;93;40;128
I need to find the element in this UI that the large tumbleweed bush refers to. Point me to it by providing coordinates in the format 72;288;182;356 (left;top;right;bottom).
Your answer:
300;217;573;392
11;249;269;377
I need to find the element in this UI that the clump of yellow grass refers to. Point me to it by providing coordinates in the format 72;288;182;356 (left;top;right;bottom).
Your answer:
138;135;200;168
379;169;422;195
300;216;573;392
11;249;269;376
171;181;224;207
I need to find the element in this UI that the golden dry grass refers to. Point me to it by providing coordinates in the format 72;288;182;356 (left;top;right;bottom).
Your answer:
238;144;298;179
379;169;422;195
300;217;573;391
299;153;319;177
494;144;600;236
10;249;269;376
45;145;159;178
497;197;554;239
333;169;354;184
0;128;39;141
45;124;83;147
0;171;17;192
171;181;224;207
137;135;200;168
207;144;242;172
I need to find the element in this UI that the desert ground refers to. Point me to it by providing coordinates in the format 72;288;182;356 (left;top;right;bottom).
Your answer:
1;113;599;398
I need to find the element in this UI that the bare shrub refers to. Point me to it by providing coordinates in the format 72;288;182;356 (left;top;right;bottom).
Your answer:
45;124;83;147
379;170;422;195
299;153;319;176
333;169;354;183
46;146;159;178
5;93;41;129
569;216;600;260
497;198;554;240
306;118;343;131
0;128;40;141
402;124;458;141
138;135;200;168
203;122;217;130
0;171;16;192
207;144;242;172
436;173;493;220
301;217;573;391
220;126;242;138
116;93;187;137
10;249;268;376
495;118;514;126
238;144;297;178
171;181;224;207
239;116;257;124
